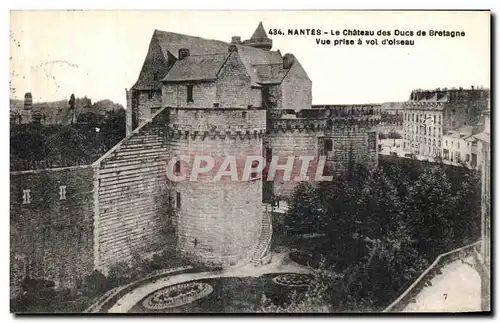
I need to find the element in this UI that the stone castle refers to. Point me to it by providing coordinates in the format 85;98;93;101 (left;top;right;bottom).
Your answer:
115;22;379;268
11;22;380;294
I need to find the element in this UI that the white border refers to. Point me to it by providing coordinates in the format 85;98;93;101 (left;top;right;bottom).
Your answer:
2;1;498;322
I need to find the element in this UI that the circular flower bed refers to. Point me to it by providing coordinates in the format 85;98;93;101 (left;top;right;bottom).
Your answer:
142;282;213;310
272;273;312;287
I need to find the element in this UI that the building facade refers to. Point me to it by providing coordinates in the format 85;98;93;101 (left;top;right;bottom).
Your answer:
441;126;480;169
402;88;489;158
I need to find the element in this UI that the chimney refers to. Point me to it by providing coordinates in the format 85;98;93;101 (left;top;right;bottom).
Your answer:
178;48;190;60
283;53;295;69
231;36;241;44
228;44;238;53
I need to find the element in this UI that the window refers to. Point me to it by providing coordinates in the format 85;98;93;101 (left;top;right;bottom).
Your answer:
148;90;154;100
187;85;194;103
59;186;67;200
457;142;460;149
324;139;333;153
242;111;247;119
176;192;181;208
466;154;470;162
22;189;31;205
174;160;181;175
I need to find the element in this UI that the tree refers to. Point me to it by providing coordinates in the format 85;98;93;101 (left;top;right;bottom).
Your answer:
405;166;456;256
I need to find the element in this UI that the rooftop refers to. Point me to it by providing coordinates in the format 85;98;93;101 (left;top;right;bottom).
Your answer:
133;22;287;90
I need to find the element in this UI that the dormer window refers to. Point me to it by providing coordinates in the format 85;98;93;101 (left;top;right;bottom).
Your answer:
187;85;194;103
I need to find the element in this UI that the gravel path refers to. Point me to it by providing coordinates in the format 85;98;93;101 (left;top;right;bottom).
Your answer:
107;251;309;313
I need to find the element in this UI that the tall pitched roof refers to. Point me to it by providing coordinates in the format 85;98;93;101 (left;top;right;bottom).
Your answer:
132;23;290;89
163;54;228;82
132;30;229;90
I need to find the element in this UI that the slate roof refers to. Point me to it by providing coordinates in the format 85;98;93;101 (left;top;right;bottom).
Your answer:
250;22;270;40
164;54;228;82
161;44;284;85
133;24;287;89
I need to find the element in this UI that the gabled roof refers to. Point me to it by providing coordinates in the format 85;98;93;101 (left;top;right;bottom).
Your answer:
132;30;229;90
163;54;228;82
252;63;289;84
162;44;284;85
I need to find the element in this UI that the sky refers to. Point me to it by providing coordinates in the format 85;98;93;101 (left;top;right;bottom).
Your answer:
9;10;490;106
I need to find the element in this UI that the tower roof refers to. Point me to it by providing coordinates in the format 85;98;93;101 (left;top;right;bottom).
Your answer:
250;22;269;40
243;22;273;50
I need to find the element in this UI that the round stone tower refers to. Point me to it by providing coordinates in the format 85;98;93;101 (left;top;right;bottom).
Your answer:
167;107;267;267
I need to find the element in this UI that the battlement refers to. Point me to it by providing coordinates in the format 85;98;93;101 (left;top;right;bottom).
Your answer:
268;118;326;133
329;114;381;127
168;107;266;133
167;128;266;139
314;104;381;117
409;87;490;102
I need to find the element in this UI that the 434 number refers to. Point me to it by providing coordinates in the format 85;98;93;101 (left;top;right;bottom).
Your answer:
268;29;284;36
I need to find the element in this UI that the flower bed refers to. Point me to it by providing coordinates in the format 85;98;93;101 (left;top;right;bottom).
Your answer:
142;282;213;310
272;273;311;287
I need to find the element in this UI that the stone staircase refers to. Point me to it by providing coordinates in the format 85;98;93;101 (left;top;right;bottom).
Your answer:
250;209;273;266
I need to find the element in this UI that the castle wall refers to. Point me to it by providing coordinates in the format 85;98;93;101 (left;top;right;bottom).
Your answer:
135;90;162;128
167;107;265;266
267;119;325;197
93;109;173;273
326;121;379;174
163;82;217;108
216;51;252;108
281;62;312;111
10;166;95;297
168;134;264;266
